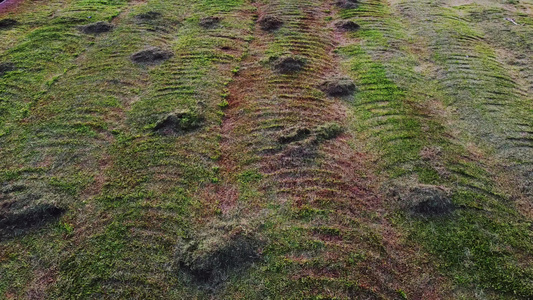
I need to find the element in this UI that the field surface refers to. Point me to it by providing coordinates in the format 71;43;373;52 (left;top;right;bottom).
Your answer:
1;0;533;298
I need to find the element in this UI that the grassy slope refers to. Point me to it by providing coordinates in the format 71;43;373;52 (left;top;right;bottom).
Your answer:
0;0;532;299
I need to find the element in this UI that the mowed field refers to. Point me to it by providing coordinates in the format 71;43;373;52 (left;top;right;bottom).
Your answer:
0;0;532;298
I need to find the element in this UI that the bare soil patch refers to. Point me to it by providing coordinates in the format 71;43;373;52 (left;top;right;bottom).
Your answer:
335;20;360;32
336;0;359;9
258;15;283;31
0;204;65;239
319;78;356;97
0;18;17;29
78;21;114;34
270;55;306;74
131;47;174;64
0;62;15;76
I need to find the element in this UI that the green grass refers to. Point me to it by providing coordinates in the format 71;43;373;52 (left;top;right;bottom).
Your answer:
1;0;533;298
338;0;533;297
1;0;253;297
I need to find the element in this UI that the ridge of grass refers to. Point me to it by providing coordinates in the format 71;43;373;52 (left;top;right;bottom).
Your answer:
1;0;254;297
337;0;533;297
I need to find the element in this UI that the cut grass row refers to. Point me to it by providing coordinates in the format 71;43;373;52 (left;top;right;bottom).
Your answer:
1;0;252;297
337;0;533;297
